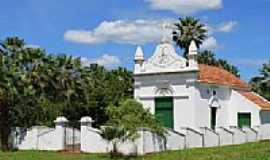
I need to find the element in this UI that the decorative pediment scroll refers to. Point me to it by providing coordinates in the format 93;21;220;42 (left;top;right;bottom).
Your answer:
142;42;187;73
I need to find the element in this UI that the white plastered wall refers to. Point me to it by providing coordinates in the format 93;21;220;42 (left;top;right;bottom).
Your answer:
194;84;231;128
227;90;261;127
134;72;197;131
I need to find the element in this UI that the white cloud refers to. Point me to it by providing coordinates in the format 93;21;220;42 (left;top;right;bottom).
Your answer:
64;19;174;45
144;0;223;15
201;37;218;50
205;21;238;35
64;19;237;50
81;54;121;68
216;21;238;33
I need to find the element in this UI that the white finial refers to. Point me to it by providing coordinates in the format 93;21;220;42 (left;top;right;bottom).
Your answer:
135;46;144;61
188;40;198;69
134;46;144;74
189;40;198;55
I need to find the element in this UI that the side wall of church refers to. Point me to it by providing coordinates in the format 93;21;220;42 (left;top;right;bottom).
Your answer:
228;90;261;127
194;84;231;128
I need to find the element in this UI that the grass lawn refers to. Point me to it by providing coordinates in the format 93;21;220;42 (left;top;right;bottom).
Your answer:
1;141;270;160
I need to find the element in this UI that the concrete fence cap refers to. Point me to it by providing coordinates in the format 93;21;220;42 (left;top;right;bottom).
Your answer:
80;116;94;123
54;116;68;123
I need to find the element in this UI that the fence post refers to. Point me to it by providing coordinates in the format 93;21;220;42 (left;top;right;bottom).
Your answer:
80;116;93;152
54;116;68;150
136;129;144;155
253;125;260;140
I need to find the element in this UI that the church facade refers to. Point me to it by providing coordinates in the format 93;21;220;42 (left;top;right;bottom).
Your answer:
133;39;270;132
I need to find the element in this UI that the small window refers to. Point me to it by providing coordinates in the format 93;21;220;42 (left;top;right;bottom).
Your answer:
238;113;251;128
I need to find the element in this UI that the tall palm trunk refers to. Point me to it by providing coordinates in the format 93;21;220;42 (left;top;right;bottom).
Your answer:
183;47;189;59
0;126;10;151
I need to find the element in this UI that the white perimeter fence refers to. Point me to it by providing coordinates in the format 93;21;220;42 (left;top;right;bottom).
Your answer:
7;116;270;155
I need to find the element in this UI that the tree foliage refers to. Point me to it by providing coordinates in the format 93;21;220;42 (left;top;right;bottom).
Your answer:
0;37;133;150
250;61;270;100
198;50;240;77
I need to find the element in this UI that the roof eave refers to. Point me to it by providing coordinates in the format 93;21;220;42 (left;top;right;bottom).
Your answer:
134;69;199;77
197;80;251;91
260;108;270;111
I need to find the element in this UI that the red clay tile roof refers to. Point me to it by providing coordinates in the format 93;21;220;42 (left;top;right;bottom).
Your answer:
198;64;250;90
239;91;270;111
198;64;270;110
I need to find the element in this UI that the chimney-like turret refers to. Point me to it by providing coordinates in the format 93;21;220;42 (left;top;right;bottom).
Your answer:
188;41;198;69
134;46;144;73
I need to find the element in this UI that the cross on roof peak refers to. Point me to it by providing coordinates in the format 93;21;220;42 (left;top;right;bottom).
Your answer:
160;22;175;43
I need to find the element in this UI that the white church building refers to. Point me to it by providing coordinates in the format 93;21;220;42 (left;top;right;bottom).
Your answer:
133;39;270;132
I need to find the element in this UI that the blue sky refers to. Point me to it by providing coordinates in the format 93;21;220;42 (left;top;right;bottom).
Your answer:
0;0;269;81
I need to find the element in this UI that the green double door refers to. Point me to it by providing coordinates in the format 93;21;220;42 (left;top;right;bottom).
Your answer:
238;113;251;128
155;97;174;129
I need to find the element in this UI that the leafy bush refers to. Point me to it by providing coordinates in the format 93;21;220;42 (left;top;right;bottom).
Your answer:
101;99;165;157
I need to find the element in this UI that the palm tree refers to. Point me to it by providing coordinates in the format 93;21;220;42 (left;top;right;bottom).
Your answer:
250;61;270;100
173;17;207;58
0;37;61;150
0;36;137;151
197;50;217;65
0;37;39;150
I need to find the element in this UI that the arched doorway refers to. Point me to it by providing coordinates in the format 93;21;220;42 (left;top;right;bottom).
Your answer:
154;87;174;129
209;96;220;130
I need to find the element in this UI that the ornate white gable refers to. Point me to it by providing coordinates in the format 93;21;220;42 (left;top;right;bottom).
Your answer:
133;24;199;75
140;42;187;74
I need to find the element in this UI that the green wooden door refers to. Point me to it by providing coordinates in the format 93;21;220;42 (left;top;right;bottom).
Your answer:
238;113;251;128
155;97;173;129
